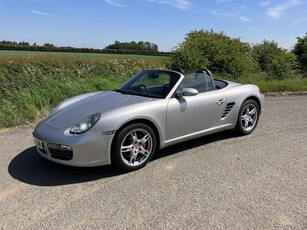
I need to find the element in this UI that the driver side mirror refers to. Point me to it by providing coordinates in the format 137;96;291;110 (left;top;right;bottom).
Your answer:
176;88;198;97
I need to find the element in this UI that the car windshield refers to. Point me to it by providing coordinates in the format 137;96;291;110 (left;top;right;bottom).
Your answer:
116;70;181;99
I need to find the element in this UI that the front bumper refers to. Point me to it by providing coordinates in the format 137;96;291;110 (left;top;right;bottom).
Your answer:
33;121;115;167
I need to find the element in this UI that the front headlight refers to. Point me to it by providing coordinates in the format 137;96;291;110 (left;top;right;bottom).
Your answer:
70;113;101;134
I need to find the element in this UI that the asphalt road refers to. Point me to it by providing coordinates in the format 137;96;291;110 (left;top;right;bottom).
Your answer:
1;96;307;229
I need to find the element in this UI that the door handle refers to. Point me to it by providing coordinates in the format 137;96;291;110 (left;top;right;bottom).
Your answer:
216;98;226;105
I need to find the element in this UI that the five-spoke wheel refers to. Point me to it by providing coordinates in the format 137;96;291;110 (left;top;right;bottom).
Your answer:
112;123;156;171
236;100;259;135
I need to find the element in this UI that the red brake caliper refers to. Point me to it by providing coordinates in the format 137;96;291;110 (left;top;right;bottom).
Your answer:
139;133;147;149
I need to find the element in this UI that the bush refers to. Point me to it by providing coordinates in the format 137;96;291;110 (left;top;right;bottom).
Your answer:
251;40;297;80
171;30;258;78
292;33;307;77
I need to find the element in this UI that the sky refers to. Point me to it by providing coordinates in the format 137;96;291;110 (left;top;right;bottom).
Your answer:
0;0;306;51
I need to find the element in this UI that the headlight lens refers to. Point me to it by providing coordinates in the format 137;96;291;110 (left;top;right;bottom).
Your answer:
70;113;101;134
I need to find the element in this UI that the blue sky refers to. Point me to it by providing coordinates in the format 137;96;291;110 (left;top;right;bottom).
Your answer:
0;0;306;51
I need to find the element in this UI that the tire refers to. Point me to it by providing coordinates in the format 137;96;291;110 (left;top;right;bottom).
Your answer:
236;99;259;135
112;123;156;171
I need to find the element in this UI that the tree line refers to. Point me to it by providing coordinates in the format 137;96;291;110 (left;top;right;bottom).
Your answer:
105;41;158;52
2;31;306;79
172;30;307;79
0;40;169;56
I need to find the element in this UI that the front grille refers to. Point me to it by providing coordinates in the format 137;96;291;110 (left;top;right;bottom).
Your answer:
222;102;235;118
39;147;47;154
49;148;73;160
47;143;73;160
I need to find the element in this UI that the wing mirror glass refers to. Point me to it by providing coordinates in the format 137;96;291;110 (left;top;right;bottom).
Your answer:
176;88;198;97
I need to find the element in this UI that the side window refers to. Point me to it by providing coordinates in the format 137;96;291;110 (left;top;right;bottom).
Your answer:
156;73;171;85
180;72;215;93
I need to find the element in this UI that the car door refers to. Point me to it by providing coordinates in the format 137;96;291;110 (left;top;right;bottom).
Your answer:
166;90;227;140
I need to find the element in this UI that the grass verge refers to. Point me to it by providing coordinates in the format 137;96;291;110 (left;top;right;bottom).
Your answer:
0;54;169;129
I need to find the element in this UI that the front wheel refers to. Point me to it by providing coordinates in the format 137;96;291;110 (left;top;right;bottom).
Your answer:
236;100;259;135
112;123;156;171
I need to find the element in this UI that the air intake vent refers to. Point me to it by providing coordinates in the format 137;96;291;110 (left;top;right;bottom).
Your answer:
222;102;235;118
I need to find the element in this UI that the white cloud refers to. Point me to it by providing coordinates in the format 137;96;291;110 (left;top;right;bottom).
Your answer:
28;9;56;16
148;0;192;10
267;0;299;19
231;5;246;11
105;0;126;7
208;4;245;18
211;10;235;17
259;1;271;7
240;16;251;22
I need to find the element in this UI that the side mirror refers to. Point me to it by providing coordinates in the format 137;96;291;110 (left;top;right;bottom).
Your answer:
176;88;198;97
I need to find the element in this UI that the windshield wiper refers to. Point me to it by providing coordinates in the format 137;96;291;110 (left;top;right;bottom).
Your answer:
114;89;141;96
114;89;161;98
114;89;127;94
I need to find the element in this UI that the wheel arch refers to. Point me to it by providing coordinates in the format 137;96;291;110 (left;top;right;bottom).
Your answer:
243;96;261;114
111;118;161;157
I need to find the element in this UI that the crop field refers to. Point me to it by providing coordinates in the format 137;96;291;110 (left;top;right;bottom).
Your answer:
0;50;307;129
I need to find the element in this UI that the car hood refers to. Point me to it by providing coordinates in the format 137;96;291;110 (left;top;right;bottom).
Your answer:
44;91;155;129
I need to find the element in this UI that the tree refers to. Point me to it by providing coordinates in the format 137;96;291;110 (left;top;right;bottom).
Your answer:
19;41;30;46
293;33;307;76
105;41;159;52
252;40;297;80
171;30;258;78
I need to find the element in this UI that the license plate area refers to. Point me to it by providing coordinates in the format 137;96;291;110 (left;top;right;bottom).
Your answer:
33;136;43;149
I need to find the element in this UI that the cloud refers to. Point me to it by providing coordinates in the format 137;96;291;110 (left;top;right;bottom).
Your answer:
259;1;271;7
208;4;246;17
267;0;299;19
210;10;235;17
148;0;192;10
28;9;56;16
105;0;126;7
231;5;246;11
239;16;251;22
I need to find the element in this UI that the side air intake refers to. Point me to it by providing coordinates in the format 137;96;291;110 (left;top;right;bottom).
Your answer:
222;102;235;118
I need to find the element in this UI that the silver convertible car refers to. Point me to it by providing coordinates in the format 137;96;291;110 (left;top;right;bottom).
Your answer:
33;69;264;171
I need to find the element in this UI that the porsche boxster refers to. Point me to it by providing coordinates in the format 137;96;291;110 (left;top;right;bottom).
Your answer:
33;69;264;171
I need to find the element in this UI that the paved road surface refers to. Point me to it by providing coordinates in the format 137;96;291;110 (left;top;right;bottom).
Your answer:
1;96;307;229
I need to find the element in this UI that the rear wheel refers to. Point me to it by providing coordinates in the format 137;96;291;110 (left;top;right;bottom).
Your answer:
112;123;156;171
236;100;259;135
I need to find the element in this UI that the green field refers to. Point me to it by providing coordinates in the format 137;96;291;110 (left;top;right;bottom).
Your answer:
0;50;171;129
0;50;306;129
0;50;170;60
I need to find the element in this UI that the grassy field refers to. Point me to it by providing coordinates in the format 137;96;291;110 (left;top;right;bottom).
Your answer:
235;73;307;92
0;50;170;60
0;51;170;129
0;50;306;129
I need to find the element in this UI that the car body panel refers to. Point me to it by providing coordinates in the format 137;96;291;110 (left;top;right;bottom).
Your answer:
45;91;156;129
34;121;114;166
166;90;227;140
